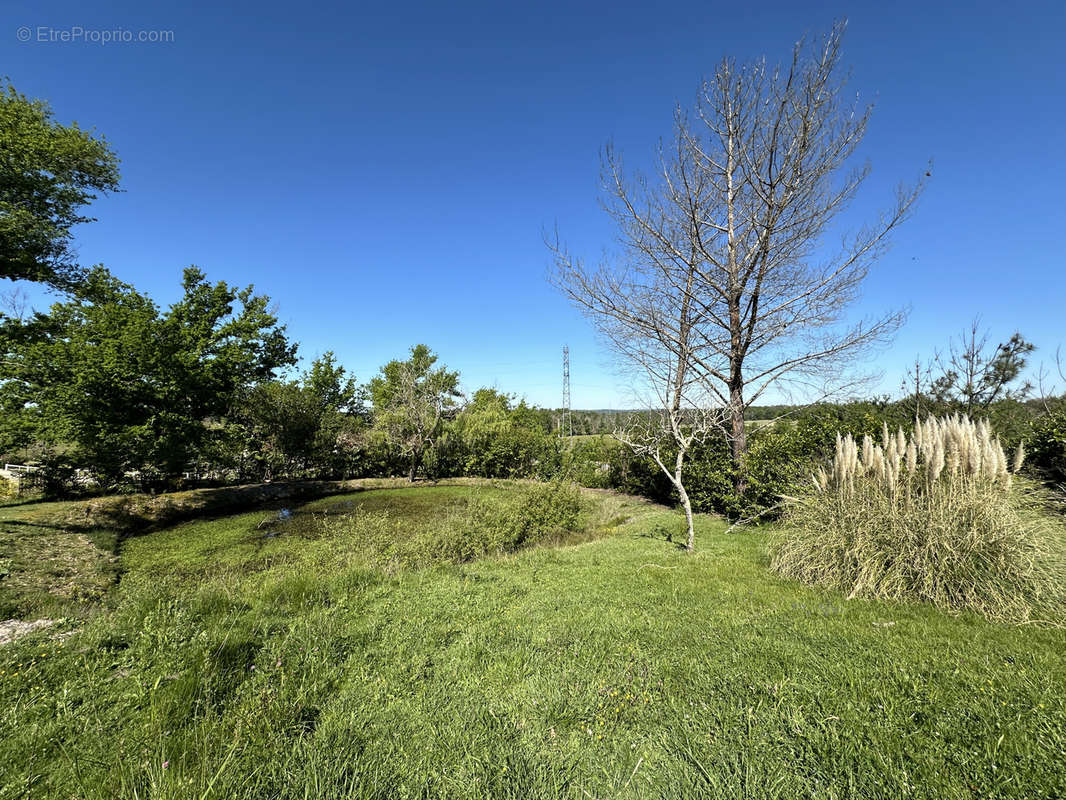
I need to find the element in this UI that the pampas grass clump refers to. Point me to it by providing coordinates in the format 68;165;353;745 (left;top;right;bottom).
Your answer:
772;415;1066;623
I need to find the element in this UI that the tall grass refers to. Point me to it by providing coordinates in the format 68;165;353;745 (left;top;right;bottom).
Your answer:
773;415;1066;623
316;481;587;568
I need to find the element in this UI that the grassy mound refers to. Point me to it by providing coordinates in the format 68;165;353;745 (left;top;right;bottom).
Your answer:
317;480;588;568
773;416;1066;623
0;478;412;618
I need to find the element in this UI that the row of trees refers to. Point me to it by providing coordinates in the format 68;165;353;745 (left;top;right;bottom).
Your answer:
0;78;564;491
0;265;572;491
0;274;571;490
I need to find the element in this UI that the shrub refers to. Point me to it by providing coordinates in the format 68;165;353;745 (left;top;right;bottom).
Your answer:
509;480;583;546
599;441;674;504
419;481;584;563
557;422;830;519
681;418;842;519
564;437;618;489
1029;408;1066;486
685;425;796;518
772;415;1066;623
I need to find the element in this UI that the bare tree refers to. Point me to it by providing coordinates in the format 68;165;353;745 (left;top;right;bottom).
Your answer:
617;405;724;551
899;354;940;422
929;318;1034;414
548;126;729;550
548;224;724;549
552;21;924;500
1034;347;1066;414
0;286;29;322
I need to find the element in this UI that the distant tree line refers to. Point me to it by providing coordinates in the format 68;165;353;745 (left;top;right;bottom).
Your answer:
2;77;1064;512
1;269;1061;505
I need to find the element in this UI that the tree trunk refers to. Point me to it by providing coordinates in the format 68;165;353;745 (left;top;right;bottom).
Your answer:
677;480;696;552
669;442;697;552
729;383;747;497
408;450;421;482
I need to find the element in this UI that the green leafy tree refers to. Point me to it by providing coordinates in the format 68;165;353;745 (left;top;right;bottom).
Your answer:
301;352;368;476
305;352;363;415
239;352;367;479
446;389;559;478
0;266;295;489
368;345;460;481
0;81;121;291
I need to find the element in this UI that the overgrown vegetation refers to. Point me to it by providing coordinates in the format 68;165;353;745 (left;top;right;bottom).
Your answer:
0;479;406;619
316;480;587;568
773;416;1066;622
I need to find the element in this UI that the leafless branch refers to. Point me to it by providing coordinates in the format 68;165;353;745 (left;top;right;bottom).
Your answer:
550;21;924;542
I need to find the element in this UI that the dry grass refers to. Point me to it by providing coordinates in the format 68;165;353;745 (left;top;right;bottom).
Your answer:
773;415;1066;623
0;527;118;618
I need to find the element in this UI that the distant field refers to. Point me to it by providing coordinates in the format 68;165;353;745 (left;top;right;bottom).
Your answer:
1;482;1063;798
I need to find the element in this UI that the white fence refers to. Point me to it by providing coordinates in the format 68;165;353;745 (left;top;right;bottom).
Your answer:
3;464;39;474
1;464;43;496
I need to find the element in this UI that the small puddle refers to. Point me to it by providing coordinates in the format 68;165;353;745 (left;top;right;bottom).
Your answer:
257;508;294;539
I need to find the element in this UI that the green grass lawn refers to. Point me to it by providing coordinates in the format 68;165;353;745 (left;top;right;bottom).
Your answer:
1;482;1064;798
0;497;121;619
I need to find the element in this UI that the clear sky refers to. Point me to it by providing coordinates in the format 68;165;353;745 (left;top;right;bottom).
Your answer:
3;0;1064;408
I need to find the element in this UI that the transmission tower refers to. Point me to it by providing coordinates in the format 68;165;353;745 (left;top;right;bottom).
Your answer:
562;345;573;437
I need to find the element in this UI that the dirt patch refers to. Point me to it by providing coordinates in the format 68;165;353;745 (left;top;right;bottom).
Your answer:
0;618;55;646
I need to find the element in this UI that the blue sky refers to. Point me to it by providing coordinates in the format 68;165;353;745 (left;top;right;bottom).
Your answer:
4;0;1064;408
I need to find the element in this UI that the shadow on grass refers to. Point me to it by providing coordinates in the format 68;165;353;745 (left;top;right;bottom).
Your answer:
633;521;689;551
0;518;76;533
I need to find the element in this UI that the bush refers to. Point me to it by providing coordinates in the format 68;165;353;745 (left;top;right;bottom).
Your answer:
556;422;832;519
564;437;619;489
1029;408;1066;486
613;455;675;505
509;480;583;546
682;418;841;519
772;415;1066;623
418;482;584;563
